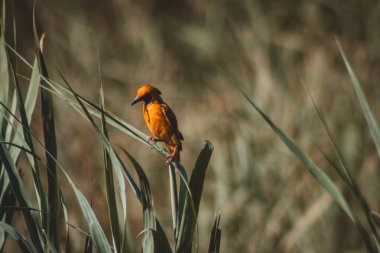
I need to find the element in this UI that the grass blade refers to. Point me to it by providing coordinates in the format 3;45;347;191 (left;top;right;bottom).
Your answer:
244;92;379;252
99;65;122;252
0;34;9;136
63;170;111;253
305;84;380;245
117;147;173;253
35;32;61;251
0;134;44;252
1;72;111;252
4;90;17;144
175;162;188;241
9;57;39;164
208;213;221;253
123;150;156;253
6;43;46;251
336;39;380;158
176;141;213;253
168;164;178;242
242;93;355;221
0;221;36;253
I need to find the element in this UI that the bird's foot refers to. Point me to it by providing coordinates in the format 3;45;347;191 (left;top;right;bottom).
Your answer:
147;136;159;143
166;153;176;165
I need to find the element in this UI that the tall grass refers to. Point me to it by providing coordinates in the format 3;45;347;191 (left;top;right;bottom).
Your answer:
2;1;380;252
242;40;380;252
0;8;219;253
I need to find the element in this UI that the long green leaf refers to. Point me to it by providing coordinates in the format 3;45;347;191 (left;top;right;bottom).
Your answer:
175;162;188;241
123;150;156;253
1;82;113;253
168;164;178;242
243;94;378;249
99;69;122;252
6;44;47;251
0;35;9;136
118;147;172;253
0;221;36;253
3;46;168;159
0;135;44;252
305;84;380;246
72;182;110;253
9;57;40;164
1;101;111;253
243;93;355;221
0;15;10;250
336;40;380;158
176;141;213;253
35;31;61;251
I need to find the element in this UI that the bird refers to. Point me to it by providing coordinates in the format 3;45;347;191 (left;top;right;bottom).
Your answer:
131;84;184;164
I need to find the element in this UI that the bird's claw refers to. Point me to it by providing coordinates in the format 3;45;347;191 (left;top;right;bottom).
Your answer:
147;136;159;142
166;153;175;165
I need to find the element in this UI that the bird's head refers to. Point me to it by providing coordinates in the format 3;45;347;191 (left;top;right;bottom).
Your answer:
131;83;162;106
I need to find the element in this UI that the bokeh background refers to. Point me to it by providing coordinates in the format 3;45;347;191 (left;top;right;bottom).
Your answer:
5;0;380;252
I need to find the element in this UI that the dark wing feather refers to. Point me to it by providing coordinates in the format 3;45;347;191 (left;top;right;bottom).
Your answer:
178;131;184;140
162;103;183;140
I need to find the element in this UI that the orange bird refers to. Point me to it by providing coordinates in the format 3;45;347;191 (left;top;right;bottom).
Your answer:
131;84;184;164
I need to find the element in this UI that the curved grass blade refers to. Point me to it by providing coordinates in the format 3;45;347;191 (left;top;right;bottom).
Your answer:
9;57;40;164
336;39;380;158
0;135;44;252
119;147;172;253
0;221;36;253
2;46;169;160
244;92;379;252
320;151;377;252
61;169;111;253
123;150;156;253
124;150;176;253
0;27;12;248
1;53;45;235
305;84;380;245
6;45;46;252
35;31;61;251
242;93;355;221
99;66;122;252
1;91;110;253
176;141;213;253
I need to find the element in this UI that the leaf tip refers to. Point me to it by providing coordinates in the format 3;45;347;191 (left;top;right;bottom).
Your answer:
40;32;46;53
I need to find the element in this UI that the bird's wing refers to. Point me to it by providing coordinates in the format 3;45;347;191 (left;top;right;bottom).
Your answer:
161;103;183;140
143;103;150;124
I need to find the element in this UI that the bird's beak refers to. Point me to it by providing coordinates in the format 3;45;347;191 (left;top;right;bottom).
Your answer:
131;96;141;106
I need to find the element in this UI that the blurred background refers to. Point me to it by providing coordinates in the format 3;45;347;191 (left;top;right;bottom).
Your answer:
4;0;380;252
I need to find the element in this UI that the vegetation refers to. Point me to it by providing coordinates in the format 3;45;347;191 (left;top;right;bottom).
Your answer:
1;1;380;252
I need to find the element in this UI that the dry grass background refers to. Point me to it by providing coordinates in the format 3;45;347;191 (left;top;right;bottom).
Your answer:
4;0;380;252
